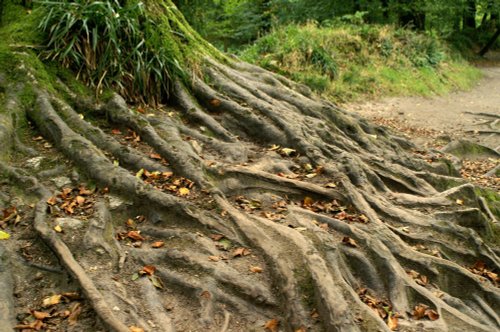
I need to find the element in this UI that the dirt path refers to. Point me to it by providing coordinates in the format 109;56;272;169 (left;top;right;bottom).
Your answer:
343;64;500;152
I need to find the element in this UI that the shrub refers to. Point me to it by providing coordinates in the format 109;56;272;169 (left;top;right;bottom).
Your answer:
38;0;184;104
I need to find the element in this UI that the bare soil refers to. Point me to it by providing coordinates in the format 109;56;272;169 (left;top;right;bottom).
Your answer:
343;59;500;190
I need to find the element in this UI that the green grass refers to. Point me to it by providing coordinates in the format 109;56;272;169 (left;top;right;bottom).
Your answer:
240;22;482;103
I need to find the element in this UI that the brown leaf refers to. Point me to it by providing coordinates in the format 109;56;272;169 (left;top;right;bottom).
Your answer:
412;304;428;320
342;237;358;248
209;99;221;107
250;266;263;273
151;241;165;248
127;231;145;242
140;265;156;276
310;309;320;319
68;303;82;325
149;153;162;160
295;327;307;332
78;186;93;196
200;290;211;299
111;129;121;135
232;247;251;257
264;318;279;332
75;196;85;205
208;255;220;262
47;196;57;206
210;234;224;241
129;326;145;332
387;313;398;331
303;196;314;206
472;261;486;271
32;311;50;320
425;309;439;321
419;275;428;286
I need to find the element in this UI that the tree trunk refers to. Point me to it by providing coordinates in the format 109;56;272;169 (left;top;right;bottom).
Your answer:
479;25;500;56
464;0;477;29
0;1;499;332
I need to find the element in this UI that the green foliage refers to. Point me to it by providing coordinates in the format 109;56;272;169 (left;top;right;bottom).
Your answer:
241;22;481;102
38;0;185;104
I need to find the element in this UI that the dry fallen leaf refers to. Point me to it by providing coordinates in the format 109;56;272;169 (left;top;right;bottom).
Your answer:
149;153;162;160
75;196;85;205
151;241;165;248
47;196;57;206
209;99;221;107
68;303;82;325
42;294;62;308
232;247;251;257
425;309;440;321
412;304;427;320
208;255;220;262
54;225;63;233
456;199;464;205
32;311;50;320
127;231;145;242
303;196;314;206
210;234;224;241
264;318;279;332
129;326;145;332
178;187;190;196
250;266;263;273
342;237;358;248
200;290;211;299
140;265;156;276
387;313;398;330
0;230;10;240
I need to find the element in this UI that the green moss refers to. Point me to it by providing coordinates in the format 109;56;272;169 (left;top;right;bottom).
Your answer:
294;268;316;308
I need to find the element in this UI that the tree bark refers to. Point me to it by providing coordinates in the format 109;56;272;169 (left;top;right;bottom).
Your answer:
479;25;500;56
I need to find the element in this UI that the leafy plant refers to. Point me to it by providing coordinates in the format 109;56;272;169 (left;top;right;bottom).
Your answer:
38;0;184;104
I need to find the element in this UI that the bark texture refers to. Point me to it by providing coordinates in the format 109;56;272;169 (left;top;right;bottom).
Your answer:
0;53;499;332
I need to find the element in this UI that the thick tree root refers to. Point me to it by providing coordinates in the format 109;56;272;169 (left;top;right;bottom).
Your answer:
1;58;499;332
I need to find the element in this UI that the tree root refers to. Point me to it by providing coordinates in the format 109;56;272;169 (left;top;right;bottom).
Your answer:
1;57;499;332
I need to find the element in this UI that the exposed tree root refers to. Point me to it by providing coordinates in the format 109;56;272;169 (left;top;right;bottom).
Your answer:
1;55;499;332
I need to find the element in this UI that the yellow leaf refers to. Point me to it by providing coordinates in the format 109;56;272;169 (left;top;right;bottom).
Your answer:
42;294;62;307
456;199;464;205
0;230;10;240
280;147;296;156
178;187;190;196
135;168;144;178
54;225;63;233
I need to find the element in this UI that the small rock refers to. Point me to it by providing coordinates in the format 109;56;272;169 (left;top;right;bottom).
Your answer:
26;156;44;169
51;176;72;188
54;217;85;230
108;194;129;210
